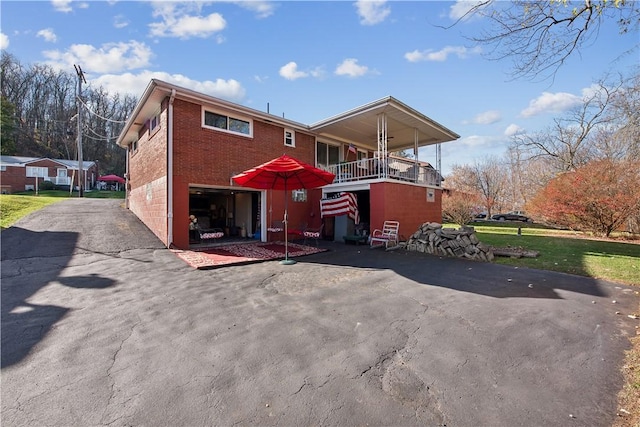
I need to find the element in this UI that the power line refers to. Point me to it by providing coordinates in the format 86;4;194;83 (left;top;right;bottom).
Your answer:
77;97;127;124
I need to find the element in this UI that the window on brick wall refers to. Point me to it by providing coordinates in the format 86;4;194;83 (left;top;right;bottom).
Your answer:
426;188;435;202
149;113;160;134
203;108;252;137
284;129;295;147
26;166;47;178
292;189;307;202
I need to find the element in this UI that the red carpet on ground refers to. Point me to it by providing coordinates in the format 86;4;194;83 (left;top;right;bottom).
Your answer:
172;241;327;269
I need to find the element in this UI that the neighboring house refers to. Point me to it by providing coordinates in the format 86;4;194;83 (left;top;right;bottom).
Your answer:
115;79;460;249
0;156;98;194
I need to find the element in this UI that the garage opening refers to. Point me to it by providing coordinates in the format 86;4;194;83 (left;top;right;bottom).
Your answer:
189;187;261;246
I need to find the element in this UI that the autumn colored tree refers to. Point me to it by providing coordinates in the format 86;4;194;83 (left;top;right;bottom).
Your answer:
446;157;508;218
529;159;640;236
442;190;481;226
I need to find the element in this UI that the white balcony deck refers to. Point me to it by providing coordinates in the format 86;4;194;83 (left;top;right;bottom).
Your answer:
324;157;441;187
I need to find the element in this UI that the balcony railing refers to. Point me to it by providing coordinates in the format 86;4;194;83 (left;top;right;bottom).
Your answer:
53;176;71;185
324;157;441;187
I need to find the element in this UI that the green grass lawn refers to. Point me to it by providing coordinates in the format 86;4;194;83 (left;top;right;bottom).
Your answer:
0;190;125;228
463;222;640;286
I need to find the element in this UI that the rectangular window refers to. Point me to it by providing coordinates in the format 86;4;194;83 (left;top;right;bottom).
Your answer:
292;189;307;202
426;188;435;203
0;166;6;171
316;141;339;168
203;109;252;137
149;113;160;133
26;166;47;178
284;129;295;147
205;112;227;129
229;117;250;134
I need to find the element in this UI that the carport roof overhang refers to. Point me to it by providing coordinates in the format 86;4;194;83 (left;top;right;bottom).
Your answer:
309;96;460;151
116;81;460;152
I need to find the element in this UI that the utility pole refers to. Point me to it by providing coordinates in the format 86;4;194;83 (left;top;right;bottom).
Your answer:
74;64;86;197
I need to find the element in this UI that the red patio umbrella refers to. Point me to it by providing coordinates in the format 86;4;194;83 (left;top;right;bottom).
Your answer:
232;155;335;264
98;174;125;184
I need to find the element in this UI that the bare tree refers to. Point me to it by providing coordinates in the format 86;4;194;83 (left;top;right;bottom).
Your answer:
510;78;622;172
445;156;508;217
458;0;639;80
599;70;640;161
0;52;136;176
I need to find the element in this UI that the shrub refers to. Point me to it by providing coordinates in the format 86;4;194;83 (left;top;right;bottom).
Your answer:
39;180;55;191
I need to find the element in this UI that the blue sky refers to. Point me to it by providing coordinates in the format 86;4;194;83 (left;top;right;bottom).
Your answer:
1;0;637;175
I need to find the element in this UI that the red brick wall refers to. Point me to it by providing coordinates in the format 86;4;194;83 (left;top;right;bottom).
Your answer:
127;96;319;248
1;165;28;192
370;182;442;239
171;99;316;184
127;99;169;245
170;98;317;247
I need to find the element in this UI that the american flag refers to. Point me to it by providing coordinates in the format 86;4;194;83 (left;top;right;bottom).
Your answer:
348;143;357;153
320;192;360;224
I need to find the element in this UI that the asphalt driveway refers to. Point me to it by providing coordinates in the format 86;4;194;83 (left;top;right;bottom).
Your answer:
2;198;638;426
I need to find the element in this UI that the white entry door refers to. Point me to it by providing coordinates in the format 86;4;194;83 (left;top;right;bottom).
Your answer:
57;168;68;185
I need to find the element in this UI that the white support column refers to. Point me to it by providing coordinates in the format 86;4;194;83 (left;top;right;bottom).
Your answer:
377;113;388;178
436;143;442;186
414;128;419;182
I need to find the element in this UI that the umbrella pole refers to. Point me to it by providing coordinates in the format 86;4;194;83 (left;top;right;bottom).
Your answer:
280;179;296;265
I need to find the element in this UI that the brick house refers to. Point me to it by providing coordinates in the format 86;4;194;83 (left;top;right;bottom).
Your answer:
115;79;460;249
0;156;98;194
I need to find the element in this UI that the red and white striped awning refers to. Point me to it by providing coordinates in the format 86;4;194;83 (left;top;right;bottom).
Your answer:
320;192;359;224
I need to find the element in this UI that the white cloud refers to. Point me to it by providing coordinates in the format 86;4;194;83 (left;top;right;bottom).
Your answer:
52;0;73;13
278;62;324;80
355;0;391;25
113;14;129;29
449;0;488;21
504;124;525;136
51;0;88;13
93;71;246;101
520;91;581;117
309;67;326;78
0;33;9;50
150;13;226;39
279;62;308;80
404;45;481;62
231;1;275;18
37;28;57;43
457;135;493;148
580;83;611;101
436;134;510;175
335;58;369;77
43;40;154;74
149;3;226;39
473;110;501;125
